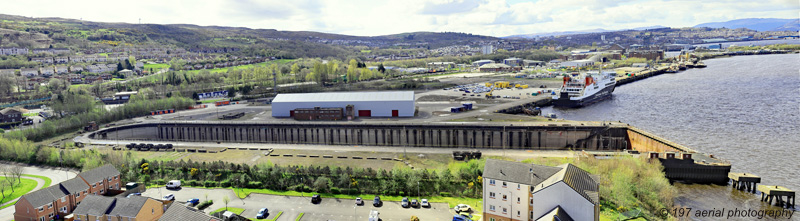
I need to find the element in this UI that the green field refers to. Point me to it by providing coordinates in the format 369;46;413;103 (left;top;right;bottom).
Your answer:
21;174;52;188
0;177;38;208
187;59;296;74
143;63;170;71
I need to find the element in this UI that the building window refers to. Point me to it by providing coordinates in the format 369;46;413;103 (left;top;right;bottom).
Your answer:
502;182;507;188
502;195;507;201
489;179;495;185
108;177;112;181
489;205;495;211
530;199;533;205
76;192;80;197
518;211;520;217
62;196;66;202
517;184;520;190
503;208;507;214
38;207;44;212
489;192;495;198
92;184;96;187
490;218;495;221
48;203;52;208
40;217;45;221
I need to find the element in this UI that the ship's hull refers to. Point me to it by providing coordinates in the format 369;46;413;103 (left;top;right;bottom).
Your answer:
553;84;615;108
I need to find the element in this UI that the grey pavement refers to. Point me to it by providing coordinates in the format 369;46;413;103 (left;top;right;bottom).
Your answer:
142;187;455;221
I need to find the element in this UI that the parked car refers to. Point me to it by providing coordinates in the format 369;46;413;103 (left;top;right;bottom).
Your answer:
411;199;419;208
401;197;410;208
162;194;175;201
454;204;471;213
373;196;382;207
126;193;141;198
355;197;363;206
311;194;321;204
421;199;430;208
187;198;200;206
256;208;269;219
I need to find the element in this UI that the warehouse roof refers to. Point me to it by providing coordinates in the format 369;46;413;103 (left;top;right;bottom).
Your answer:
273;91;414;103
479;63;511;69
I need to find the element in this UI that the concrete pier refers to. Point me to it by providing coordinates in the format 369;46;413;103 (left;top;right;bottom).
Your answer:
757;185;795;208
728;172;761;193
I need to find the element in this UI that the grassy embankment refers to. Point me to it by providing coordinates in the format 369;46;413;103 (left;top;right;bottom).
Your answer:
0;177;38;208
0;174;54;209
211;207;245;215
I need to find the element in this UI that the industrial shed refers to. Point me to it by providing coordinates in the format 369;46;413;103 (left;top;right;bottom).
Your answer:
271;91;415;118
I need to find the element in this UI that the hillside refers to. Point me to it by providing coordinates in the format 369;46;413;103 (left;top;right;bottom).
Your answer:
694;18;799;32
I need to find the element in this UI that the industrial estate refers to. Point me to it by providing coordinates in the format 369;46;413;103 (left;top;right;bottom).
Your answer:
0;8;797;221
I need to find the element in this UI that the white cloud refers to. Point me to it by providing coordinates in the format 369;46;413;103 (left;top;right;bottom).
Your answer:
0;0;796;37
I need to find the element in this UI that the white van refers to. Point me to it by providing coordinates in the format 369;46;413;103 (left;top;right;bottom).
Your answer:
368;210;379;221
166;180;181;189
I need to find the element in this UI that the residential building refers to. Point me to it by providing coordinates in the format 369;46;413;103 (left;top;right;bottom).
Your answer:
85;75;103;84
159;204;221;221
0;108;23;123
70;66;84;73
77;164;122;195
55;66;69;74
14;185;69;221
71;195;115;221
0;47;29;55
482;159;599;221
21;68;39;77
73;195;164;221
39;67;55;77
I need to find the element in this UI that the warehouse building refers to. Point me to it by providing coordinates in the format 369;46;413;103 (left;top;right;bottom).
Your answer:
272;91;415;118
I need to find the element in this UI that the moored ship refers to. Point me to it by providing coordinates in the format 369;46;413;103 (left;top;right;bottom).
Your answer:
553;71;616;108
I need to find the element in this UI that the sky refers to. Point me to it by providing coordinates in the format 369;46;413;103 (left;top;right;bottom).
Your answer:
1;0;798;37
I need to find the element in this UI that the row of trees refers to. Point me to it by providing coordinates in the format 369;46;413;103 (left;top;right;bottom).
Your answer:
124;158;484;198
0;164;25;203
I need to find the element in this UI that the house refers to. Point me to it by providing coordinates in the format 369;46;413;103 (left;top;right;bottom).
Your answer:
0;69;16;77
39;67;55;77
13;185;70;221
100;73;113;80
31;57;54;64
70;66;84;73
159;204;221;221
73;195;165;221
21;68;39;77
68;74;83;84
0;47;29;55
77;164;122;195
482;159;599;221
55;57;69;64
84;75;103;84
14;165;121;221
55;66;69;74
0;108;23;123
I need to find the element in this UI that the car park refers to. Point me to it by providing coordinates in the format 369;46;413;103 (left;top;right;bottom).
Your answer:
256;208;269;219
187;198;199;206
311;194;321;204
421;199;430;208
401;197;410;208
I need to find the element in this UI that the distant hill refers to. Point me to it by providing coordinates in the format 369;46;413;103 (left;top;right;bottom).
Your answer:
694;18;799;31
503;25;668;39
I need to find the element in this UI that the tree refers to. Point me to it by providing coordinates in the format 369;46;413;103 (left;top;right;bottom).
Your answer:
10;165;23;184
222;195;230;211
313;177;330;193
347;59;358;82
378;63;386;73
290;63;300;76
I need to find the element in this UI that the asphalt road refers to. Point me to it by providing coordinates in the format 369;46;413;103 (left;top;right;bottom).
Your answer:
142;187;454;221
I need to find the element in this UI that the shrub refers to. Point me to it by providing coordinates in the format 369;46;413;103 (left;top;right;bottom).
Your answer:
197;200;213;210
203;180;217;187
440;192;451;197
330;187;340;194
154;179;166;185
246;181;262;188
220;179;231;187
187;180;199;186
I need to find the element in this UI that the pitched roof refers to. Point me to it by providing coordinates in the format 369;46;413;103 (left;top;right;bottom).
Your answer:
21;185;68;207
0;108;22;115
159;204;219;221
108;196;149;217
272;91;414;103
60;177;90;194
72;195;116;216
535;206;574;221
78;165;120;184
533;164;599;204
482;159;562;186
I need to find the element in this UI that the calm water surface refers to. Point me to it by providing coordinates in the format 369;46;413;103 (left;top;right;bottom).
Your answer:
542;53;800;220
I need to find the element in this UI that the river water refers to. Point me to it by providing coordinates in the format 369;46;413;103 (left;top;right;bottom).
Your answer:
542;53;800;220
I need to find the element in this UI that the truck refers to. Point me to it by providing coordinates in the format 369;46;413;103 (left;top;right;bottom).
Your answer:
166;180;181;189
369;210;380;221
